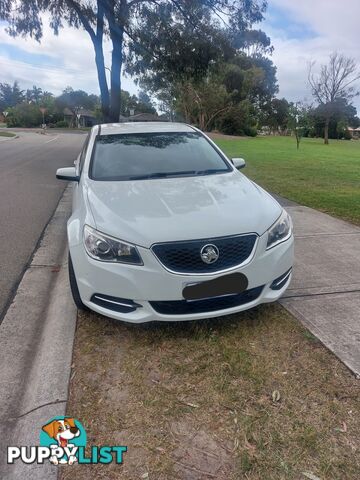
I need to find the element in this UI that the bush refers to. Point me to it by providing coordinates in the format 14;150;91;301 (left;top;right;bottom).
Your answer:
343;129;352;140
6;103;42;127
243;125;257;137
220;116;244;135
217;101;257;137
54;120;69;128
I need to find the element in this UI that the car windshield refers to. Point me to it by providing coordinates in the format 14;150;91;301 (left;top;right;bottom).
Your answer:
90;131;231;181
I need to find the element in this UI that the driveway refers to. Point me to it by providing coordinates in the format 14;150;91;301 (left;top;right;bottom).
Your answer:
0;131;85;320
278;201;360;376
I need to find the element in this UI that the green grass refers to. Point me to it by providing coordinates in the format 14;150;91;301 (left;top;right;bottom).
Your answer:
212;135;360;225
0;131;16;138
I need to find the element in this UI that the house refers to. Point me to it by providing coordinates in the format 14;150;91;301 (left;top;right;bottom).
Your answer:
64;108;97;128
347;127;360;139
119;112;163;123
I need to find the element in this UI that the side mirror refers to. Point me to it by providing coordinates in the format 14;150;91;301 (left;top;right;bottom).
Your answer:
56;166;79;182
232;158;246;169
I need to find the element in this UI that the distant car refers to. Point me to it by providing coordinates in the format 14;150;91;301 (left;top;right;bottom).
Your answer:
57;122;294;323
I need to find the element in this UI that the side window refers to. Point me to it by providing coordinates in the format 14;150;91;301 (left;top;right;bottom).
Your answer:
79;133;91;174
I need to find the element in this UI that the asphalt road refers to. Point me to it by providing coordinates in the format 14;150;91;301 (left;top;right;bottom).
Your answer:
0;131;85;320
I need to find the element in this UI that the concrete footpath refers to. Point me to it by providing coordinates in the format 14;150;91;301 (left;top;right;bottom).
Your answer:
0;186;76;479
280;203;360;378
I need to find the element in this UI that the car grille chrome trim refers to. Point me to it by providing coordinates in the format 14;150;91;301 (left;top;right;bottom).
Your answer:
151;233;258;275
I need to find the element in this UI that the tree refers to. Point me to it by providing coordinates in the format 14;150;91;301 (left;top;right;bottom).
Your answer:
55;87;99;127
0;81;25;111
137;90;156;113
287;102;311;149
308;52;360;144
119;89;156;115
1;1;109;118
229;54;278;105
310;97;358;139
1;0;271;122
179;76;231;130
157;87;177;121
26;85;43;103
261;97;289;134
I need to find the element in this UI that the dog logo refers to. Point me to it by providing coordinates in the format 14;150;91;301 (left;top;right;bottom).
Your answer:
8;416;127;466
40;417;86;465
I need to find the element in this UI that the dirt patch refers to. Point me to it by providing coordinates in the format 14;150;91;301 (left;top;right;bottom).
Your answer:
207;132;246;141
61;305;360;479
170;421;234;479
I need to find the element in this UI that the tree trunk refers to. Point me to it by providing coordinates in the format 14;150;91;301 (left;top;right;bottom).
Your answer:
109;33;123;122
67;0;110;122
94;0;109;121
94;39;110;121
198;111;205;131
324;115;330;144
102;0;125;122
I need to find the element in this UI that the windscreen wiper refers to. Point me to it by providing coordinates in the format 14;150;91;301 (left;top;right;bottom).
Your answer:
127;172;171;180
195;168;227;175
126;169;226;180
127;170;197;180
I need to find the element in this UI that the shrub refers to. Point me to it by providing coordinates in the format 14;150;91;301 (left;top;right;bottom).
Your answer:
243;125;257;137
343;129;352;140
54;120;69;128
217;101;257;137
6;103;42;127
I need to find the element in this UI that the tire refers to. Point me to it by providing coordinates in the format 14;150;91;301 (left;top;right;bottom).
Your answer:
68;253;89;311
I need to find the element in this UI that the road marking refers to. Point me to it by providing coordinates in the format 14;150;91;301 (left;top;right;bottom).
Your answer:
45;135;60;144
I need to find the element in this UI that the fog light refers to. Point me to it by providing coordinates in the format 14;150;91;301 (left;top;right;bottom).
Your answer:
270;268;292;290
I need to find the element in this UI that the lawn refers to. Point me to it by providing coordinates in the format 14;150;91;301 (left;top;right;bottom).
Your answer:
62;306;360;480
212;135;360;225
0;131;16;137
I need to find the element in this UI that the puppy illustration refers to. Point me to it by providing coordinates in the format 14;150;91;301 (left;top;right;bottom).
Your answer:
42;418;80;465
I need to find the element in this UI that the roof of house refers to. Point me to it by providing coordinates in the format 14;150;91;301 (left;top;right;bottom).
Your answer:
99;121;194;135
64;108;96;117
119;112;161;122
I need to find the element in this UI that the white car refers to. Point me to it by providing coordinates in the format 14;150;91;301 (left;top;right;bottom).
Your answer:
56;122;294;323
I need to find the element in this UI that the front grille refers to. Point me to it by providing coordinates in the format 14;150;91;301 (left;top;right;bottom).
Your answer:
152;234;257;274
150;285;264;315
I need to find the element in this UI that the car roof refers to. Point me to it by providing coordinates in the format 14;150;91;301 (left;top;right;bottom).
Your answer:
98;122;196;136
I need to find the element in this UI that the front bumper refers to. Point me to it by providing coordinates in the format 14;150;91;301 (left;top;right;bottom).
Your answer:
70;232;294;323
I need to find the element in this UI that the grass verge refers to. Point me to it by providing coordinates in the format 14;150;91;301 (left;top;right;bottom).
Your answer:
0;131;16;138
212;135;360;225
62;305;360;479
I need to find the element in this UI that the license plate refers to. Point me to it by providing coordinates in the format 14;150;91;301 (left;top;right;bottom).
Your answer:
182;272;248;301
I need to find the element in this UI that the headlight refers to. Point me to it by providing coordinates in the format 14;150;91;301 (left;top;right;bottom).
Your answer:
266;210;292;250
83;225;143;264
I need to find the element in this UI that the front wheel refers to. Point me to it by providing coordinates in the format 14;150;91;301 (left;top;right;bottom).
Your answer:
68;253;88;311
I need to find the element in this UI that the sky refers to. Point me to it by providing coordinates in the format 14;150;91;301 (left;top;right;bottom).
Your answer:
262;0;360;112
1;1;360;112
